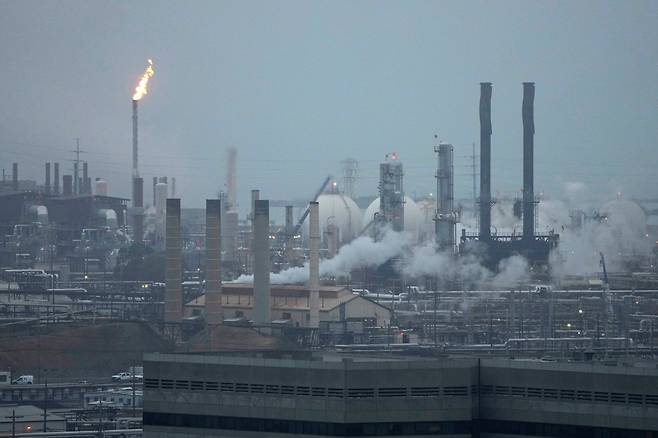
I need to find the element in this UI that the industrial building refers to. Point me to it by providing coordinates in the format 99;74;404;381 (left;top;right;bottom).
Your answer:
143;351;658;437
183;284;391;328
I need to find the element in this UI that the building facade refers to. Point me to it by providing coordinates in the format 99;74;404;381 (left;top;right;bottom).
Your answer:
143;352;658;437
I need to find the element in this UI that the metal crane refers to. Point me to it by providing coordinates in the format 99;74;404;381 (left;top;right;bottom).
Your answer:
291;175;332;237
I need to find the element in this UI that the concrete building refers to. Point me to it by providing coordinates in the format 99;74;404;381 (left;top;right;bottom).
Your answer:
144;352;658;437
184;284;391;328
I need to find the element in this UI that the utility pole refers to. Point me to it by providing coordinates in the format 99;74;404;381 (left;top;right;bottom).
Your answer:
43;379;48;432
5;409;24;438
132;360;136;417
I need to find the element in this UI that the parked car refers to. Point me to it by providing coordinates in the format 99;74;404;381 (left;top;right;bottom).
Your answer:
12;375;34;385
111;372;132;382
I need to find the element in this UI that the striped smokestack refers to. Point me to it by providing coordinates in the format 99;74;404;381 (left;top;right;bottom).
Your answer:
205;199;223;324
252;199;270;324
164;198;182;323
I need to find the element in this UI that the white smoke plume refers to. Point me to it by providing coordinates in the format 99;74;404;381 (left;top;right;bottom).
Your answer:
402;242;529;289
233;228;410;284
546;182;652;276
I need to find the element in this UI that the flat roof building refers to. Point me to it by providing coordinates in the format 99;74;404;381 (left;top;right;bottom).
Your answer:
144;351;658;437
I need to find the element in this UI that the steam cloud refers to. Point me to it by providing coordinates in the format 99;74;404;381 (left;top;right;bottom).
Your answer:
232;182;651;288
234;228;529;289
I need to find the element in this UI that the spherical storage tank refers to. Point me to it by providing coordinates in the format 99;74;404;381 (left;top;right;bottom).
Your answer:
363;196;422;238
601;198;647;236
313;194;363;245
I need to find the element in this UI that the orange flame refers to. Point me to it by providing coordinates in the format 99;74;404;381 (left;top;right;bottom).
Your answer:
132;59;154;101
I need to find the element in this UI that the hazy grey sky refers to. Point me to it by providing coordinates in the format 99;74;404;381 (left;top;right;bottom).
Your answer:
1;0;656;210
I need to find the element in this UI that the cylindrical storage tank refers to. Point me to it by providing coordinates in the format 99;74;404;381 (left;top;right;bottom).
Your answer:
94;179;108;196
155;183;168;216
364;196;422;239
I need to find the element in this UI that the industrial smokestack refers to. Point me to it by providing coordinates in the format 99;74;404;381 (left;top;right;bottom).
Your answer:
45;163;51;195
12;163;18;191
132;99;138;177
250;190;260;222
479;82;492;240
171;177;176;197
53;163;60;195
63;175;73;196
435;143;455;251
205;199;223;324
309;201;320;328
152;177;157;206
252;199;270;324
164;198;183;323
227;148;237;209
284;205;294;263
132;177;144;243
522;82;535;240
82;162;89;194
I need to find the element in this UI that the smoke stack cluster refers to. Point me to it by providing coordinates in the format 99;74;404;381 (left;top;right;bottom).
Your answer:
479;82;492;240
164;198;183;323
205;199;223;324
308;201;320;328
252;199;270;324
522;82;535;240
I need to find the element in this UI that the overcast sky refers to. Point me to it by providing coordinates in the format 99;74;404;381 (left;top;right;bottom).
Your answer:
0;0;656;211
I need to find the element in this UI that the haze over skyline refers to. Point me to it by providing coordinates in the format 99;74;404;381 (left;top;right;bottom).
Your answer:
1;0;656;211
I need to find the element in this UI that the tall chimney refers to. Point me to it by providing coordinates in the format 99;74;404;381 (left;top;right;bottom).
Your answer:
132;99;138;177
45;163;51;195
284;205;294;263
152;177;157;206
252;199;270;324
164;198;183;323
479;82;492;240
12;163;18;191
171;177;176;197
82;162;89;194
308;201;320;328
63;175;73;196
522;82;535;240
133;177;144;243
205;199;223;324
227;148;237;209
53;163;60;194
435;143;455;251
250;190;260;222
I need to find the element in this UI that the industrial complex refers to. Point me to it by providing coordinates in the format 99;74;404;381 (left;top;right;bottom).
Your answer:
1;59;657;437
